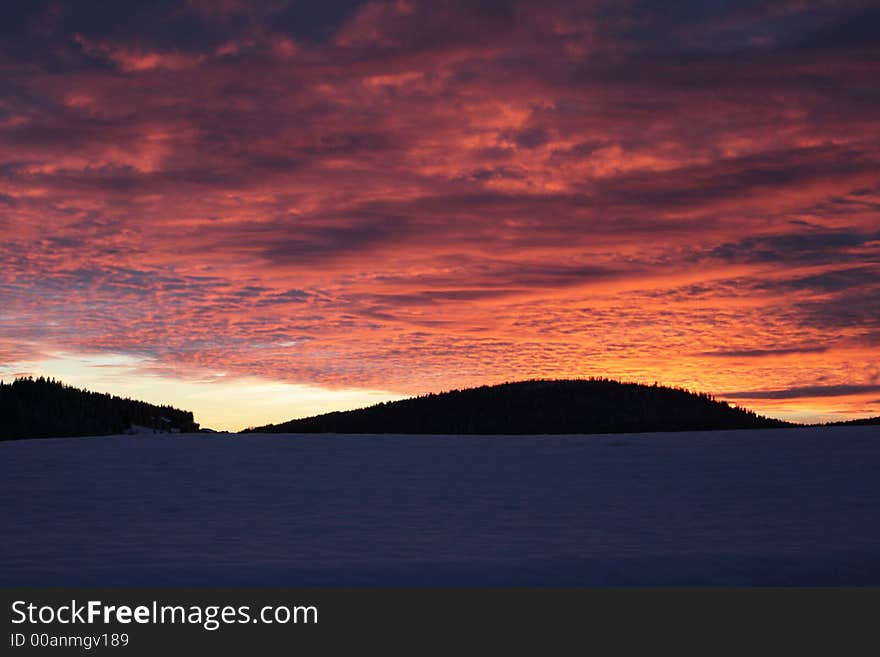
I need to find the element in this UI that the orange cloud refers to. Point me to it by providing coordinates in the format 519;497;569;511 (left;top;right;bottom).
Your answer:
1;0;879;425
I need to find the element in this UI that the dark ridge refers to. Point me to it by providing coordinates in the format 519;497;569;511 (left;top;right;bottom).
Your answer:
823;416;880;426
244;378;790;435
0;377;199;441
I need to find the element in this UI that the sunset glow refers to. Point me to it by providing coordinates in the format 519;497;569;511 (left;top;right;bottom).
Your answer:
2;1;878;429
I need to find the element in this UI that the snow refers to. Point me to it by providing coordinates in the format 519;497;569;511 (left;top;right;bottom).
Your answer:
1;425;879;585
124;424;163;435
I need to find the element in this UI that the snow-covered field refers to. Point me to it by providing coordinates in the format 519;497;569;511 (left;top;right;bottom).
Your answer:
1;426;878;585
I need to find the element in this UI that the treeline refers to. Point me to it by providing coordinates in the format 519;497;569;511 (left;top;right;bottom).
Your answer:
824;416;880;427
245;378;790;435
0;377;199;440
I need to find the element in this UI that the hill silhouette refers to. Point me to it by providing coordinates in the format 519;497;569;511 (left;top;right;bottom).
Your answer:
826;416;880;427
245;378;790;435
0;377;199;440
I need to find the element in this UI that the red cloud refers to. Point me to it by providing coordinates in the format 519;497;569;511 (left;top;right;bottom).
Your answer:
1;0;879;422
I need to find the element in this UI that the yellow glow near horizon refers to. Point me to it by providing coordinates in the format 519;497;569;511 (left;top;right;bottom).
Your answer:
1;352;406;432
2;351;877;432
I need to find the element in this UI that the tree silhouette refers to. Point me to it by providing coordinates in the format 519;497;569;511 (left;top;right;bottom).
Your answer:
245;378;790;435
0;377;199;440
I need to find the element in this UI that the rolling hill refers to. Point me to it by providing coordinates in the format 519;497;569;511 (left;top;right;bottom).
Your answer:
827;416;880;427
0;377;199;440
245;378;790;435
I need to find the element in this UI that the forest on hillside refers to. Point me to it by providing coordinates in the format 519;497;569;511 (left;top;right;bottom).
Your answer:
0;377;199;440
826;416;880;427
246;378;790;435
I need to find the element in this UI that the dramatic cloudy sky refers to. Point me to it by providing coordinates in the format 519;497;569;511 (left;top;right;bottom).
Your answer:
1;0;878;429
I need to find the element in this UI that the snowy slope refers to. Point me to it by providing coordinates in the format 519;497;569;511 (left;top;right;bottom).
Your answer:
1;425;878;585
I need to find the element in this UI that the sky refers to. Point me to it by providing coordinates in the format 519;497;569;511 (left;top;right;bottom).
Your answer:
1;0;878;430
